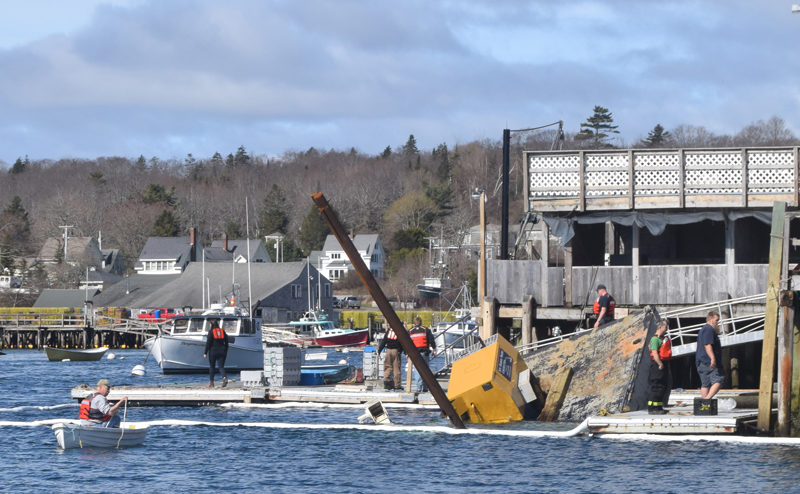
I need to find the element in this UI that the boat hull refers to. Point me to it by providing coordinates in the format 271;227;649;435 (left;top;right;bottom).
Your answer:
144;335;263;374
311;329;369;347
44;347;109;362
52;422;148;449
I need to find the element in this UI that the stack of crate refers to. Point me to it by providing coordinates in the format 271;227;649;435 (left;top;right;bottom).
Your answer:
362;346;384;381
263;346;301;387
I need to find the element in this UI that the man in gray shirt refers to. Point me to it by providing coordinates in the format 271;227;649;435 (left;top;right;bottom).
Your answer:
78;379;128;427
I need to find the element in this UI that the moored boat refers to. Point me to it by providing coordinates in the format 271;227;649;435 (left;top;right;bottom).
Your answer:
44;346;109;362
52;422;148;449
143;305;262;373
265;311;369;347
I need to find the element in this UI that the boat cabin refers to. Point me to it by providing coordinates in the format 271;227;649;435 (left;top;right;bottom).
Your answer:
168;315;258;337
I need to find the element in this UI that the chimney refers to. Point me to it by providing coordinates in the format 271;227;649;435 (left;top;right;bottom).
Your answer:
189;227;196;262
223;232;229;252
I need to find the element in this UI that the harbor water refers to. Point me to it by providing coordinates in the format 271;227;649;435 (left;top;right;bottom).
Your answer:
2;350;800;493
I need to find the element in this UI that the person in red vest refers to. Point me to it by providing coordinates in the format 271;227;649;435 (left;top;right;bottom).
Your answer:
592;284;615;328
408;316;437;392
647;320;672;414
78;379;128;427
203;319;229;388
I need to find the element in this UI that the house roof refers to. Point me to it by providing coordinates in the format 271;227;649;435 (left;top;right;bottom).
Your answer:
209;239;269;261
38;237;101;263
130;261;316;310
85;269;123;285
92;273;182;308
34;288;99;308
322;234;380;254
135;237;192;268
202;246;233;262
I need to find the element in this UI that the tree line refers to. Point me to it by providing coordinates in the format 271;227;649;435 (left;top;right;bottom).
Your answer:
1;109;798;304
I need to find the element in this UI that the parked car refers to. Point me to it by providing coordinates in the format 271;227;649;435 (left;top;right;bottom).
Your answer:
343;296;361;309
331;296;341;308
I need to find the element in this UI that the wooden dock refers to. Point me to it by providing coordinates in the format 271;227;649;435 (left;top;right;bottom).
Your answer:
586;406;759;435
71;382;418;406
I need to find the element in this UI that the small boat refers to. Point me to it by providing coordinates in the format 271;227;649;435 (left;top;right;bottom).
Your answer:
143;305;262;374
266;311;369;348
52;422;148;449
299;363;354;385
44;347;109;362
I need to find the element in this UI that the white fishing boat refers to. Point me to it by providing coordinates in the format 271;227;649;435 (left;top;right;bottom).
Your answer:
143;305;262;373
52;422;148;449
44;346;109;362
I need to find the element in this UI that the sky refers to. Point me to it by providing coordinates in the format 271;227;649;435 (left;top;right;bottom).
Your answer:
0;0;799;164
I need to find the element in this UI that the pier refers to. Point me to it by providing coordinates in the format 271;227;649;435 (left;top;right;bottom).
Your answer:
0;311;159;349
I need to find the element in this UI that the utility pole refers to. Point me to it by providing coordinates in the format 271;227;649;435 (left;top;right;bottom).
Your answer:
59;225;74;262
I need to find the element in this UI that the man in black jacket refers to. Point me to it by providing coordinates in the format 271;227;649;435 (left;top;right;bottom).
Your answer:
203;319;229;388
377;327;403;390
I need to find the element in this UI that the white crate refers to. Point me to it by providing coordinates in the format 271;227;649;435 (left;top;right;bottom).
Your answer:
240;370;265;387
263;346;301;387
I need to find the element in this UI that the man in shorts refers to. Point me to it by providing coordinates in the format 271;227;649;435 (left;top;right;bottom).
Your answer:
696;311;724;399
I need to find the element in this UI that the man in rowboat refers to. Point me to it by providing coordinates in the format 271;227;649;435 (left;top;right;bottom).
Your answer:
78;379;128;428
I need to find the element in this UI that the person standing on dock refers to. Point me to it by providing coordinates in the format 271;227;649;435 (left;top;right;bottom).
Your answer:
696;311;724;399
647;320;672;414
78;379;128;427
409;316;437;392
377;327;403;390
592;284;615;328
203;319;229;388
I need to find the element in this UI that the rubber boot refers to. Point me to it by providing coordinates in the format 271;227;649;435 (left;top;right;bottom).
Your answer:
208;381;214;388
383;380;392;390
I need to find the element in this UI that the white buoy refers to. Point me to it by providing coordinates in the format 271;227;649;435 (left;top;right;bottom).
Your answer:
342;347;350;353
119;356;125;360
61;358;71;362
131;364;146;376
106;352;116;360
338;359;347;365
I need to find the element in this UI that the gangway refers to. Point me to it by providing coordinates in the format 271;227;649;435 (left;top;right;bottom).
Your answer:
515;293;767;357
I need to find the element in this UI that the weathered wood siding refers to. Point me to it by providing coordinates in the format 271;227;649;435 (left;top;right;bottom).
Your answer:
487;260;767;306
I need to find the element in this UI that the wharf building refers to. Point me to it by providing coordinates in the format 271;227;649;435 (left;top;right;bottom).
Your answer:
488;146;800;390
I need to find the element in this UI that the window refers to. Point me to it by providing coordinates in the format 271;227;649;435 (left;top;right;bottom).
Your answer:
331;253;341;259
292;284;302;298
324;284;331;297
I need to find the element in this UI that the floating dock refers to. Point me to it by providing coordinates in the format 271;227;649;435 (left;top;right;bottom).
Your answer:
71;382;418;406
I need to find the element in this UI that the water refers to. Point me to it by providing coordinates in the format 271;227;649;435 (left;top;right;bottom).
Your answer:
2;350;800;493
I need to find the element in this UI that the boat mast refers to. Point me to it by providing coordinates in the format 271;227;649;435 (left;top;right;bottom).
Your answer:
318;257;322;311
245;196;253;317
306;256;312;313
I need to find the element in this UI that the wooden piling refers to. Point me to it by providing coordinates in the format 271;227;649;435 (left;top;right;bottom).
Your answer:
539;367;573;422
758;201;786;432
521;295;536;347
777;290;794;437
792;295;800;437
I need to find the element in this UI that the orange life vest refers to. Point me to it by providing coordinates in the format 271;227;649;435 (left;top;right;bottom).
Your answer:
78;392;112;422
409;325;428;349
592;295;615;316
212;327;225;340
658;337;672;361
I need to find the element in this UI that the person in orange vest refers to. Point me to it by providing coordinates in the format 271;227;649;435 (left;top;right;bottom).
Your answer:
377;326;403;390
203;319;229;388
647;320;672;414
78;379;128;427
408;316;437;392
592;284;615;328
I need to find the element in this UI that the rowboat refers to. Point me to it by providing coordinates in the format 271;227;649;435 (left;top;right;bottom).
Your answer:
44;347;109;362
263;311;369;348
52;422;148;449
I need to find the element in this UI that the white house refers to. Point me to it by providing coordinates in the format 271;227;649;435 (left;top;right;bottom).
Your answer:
319;233;385;281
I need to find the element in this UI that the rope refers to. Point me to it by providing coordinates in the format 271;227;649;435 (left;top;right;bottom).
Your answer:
116;401;128;448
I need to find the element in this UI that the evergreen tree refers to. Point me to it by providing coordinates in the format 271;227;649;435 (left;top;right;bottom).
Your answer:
391;227;427;250
152;209;180;237
381;146;392;159
433;143;450;181
423;182;455;219
234;145;250;166
402;134;419;157
641;124;672;148
575;105;619;148
1;196;31;250
297;205;330;255
258;184;290;235
9;156;27;175
135;155;147;171
141;184;176;206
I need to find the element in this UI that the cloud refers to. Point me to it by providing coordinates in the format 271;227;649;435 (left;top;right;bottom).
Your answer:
0;0;799;161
